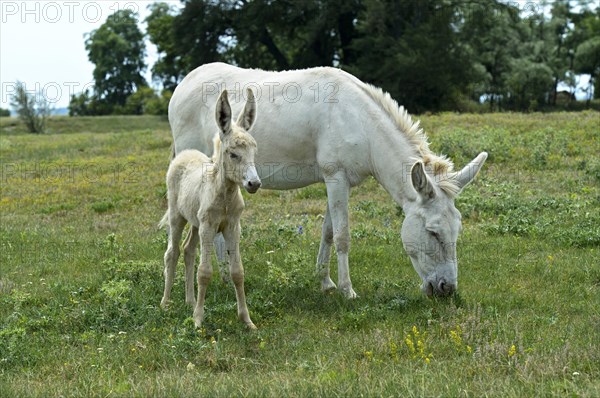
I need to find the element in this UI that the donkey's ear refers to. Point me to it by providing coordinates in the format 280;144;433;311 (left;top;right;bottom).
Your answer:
411;161;435;199
236;88;256;131
455;152;488;193
215;90;232;135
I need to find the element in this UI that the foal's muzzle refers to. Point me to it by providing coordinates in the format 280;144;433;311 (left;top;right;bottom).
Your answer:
244;178;261;194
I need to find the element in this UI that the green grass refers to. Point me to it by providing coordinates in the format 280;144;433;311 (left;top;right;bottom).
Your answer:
1;112;599;397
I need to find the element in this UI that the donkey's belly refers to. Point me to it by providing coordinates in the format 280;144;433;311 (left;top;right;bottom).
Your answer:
256;160;323;190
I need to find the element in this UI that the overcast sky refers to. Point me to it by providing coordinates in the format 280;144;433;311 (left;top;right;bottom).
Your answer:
0;1;181;109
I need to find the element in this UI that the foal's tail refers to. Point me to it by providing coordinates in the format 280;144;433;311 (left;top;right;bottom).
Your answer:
158;211;169;230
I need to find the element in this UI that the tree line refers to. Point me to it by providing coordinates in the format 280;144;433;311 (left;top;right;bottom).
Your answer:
69;0;600;116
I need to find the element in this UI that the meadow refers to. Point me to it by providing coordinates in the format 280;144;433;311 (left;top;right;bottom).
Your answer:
0;112;598;397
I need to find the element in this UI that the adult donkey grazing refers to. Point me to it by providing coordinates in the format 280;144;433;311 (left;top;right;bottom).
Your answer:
169;62;487;298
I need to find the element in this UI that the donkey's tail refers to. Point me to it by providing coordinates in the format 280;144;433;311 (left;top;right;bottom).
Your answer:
158;211;169;230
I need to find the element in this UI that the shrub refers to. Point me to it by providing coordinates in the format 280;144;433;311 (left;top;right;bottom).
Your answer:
10;81;51;133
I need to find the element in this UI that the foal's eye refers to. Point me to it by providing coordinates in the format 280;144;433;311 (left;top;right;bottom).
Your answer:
229;152;239;160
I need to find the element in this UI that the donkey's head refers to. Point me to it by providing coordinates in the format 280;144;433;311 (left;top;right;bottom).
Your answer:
401;153;487;297
215;89;261;194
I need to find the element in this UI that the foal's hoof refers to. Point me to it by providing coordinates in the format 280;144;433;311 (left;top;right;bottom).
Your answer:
321;278;337;293
246;322;257;330
185;299;197;308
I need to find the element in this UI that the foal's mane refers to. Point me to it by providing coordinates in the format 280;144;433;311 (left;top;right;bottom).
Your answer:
360;84;460;196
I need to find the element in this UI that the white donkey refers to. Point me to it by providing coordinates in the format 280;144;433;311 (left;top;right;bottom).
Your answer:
169;63;487;299
160;88;260;329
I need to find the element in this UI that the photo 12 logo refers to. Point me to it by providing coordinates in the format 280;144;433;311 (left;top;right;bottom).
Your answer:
1;81;95;105
201;81;340;104
1;1;140;24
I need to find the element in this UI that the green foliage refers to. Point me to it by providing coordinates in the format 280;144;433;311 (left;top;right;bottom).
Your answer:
9;81;51;134
85;9;147;112
145;3;183;92
91;200;115;213
0;113;599;396
348;0;477;112
0;107;10;117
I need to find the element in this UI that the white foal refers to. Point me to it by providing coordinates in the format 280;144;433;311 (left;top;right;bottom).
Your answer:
160;89;260;329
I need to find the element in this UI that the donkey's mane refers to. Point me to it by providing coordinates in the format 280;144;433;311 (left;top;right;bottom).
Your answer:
360;83;460;196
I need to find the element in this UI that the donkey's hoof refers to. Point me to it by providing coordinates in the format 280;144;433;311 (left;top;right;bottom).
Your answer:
341;287;358;299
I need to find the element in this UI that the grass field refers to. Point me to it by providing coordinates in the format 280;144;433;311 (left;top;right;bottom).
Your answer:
1;112;599;397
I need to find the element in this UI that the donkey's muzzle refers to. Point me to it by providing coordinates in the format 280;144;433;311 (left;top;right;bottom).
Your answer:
423;278;456;297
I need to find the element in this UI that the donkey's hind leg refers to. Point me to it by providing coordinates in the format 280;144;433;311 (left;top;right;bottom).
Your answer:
183;226;199;306
214;233;230;284
161;213;186;308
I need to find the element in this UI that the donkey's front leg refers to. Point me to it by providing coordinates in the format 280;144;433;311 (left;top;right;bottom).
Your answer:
183;226;199;306
325;174;357;299
316;207;337;292
224;222;256;330
193;227;215;329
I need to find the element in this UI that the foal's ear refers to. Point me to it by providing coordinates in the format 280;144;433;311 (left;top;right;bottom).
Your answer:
236;88;257;131
411;161;435;199
216;90;232;134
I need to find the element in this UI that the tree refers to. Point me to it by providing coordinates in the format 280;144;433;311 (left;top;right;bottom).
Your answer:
123;87;159;115
145;3;182;92
85;9;147;112
0;108;10;117
347;0;477;112
147;0;362;82
461;1;523;110
228;0;361;70
10;82;51;134
572;5;600;99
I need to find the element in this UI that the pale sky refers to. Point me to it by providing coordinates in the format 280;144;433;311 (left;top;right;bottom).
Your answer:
0;0;181;109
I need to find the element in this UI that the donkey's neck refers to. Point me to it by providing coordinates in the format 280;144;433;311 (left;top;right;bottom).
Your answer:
369;119;420;208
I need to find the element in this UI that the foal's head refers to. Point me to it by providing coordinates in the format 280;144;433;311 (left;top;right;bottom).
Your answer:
215;89;261;194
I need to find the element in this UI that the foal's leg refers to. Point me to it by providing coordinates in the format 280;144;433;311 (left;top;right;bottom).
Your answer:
316;207;337;292
223;222;256;330
214;233;230;283
183;226;199;306
161;213;186;307
193;226;215;328
325;174;357;299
